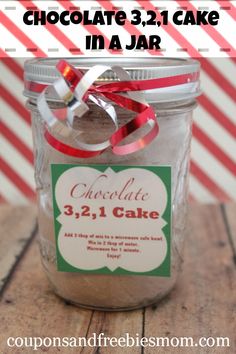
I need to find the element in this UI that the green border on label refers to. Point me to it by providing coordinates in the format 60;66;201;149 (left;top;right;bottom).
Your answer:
51;164;171;277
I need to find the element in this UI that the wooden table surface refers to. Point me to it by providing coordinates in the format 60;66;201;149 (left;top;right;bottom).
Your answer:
0;204;235;354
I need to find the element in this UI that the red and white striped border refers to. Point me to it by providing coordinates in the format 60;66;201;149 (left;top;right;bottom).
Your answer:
0;1;236;57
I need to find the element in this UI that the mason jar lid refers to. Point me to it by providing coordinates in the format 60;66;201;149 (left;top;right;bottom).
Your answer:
24;57;201;103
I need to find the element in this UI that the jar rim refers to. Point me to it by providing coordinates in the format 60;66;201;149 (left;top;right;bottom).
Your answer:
24;57;201;103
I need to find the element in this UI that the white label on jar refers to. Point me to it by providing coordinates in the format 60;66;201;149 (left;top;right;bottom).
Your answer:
51;165;171;276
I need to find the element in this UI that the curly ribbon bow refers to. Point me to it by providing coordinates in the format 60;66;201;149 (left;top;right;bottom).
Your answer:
35;60;199;158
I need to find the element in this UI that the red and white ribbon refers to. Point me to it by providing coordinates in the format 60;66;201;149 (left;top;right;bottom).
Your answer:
36;60;199;158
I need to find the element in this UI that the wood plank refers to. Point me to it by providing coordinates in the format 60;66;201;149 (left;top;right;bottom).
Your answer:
144;204;236;354
0;238;94;354
84;309;143;354
224;203;236;259
0;204;37;294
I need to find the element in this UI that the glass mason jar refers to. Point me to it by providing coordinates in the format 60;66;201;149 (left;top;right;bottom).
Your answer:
24;58;200;311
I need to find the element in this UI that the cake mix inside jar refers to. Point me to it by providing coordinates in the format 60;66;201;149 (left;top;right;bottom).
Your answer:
24;58;200;311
